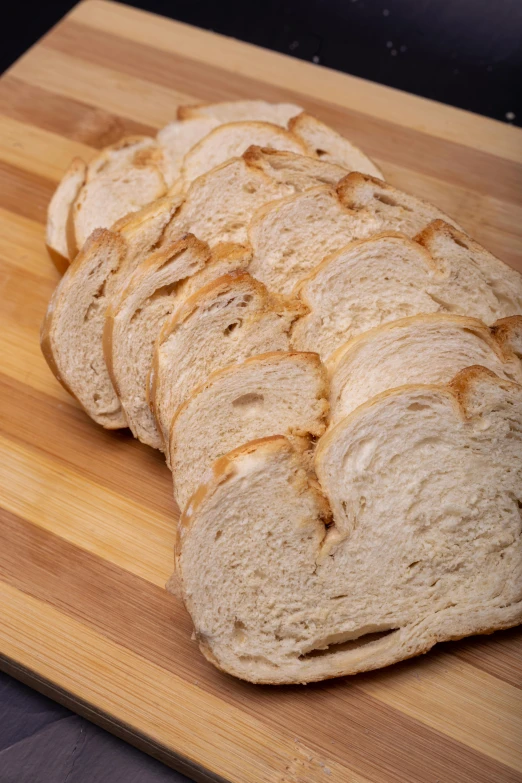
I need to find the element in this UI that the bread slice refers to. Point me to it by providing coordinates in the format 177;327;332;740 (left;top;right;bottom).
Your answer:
104;235;211;449
328;314;522;422
157;117;221;187
248;175;462;295
86;136;161;181
416;220;522;321
177;100;303;125
72;164;167;250
170;351;329;510
179;368;522;683
41;196;181;429
292;233;438;358
180;121;308;186
243;145;346;189
289;113;383;179
162;148;348;249
41;229;128;427
46;157;86;273
150;273;305;458
338;172;461;234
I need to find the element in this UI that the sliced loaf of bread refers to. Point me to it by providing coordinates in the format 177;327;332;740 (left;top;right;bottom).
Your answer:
170;351;329;509
46;157;86;272
179;368;522;683
248;175;459;295
150;273;305;458
105;234;211;449
328;314;522;422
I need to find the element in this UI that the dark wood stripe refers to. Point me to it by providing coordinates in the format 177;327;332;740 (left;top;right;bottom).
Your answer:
44;20;522;206
0;160;54;224
0;76;156;147
452;632;522;690
0;373;175;518
0;507;519;783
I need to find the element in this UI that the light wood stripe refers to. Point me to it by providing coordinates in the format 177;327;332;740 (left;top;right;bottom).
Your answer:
11;46;193;128
0;75;155;146
74;0;522;164
0;115;94;181
0;373;175;518
0;160;55;223
0;208;50;278
1;511;518;783
0;434;173;586
360;656;522;771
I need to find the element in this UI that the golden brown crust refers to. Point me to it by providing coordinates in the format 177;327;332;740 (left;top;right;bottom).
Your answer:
448;365;521;417
491;315;522;358
176;104;204;120
336;171;384;206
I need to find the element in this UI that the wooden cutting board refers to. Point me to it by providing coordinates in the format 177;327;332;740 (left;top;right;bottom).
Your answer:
1;2;521;781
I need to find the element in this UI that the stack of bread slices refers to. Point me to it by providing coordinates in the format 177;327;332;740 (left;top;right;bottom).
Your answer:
42;100;522;684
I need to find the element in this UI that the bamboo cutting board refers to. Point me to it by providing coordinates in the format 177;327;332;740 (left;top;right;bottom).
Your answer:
1;2;522;781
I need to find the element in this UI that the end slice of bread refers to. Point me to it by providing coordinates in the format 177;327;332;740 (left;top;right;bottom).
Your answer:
150;273;305;459
170;351;329;509
41;229;128;427
289;113;384;179
179;368;522;683
105;234;211;449
46;157;86;272
180;121;308;186
177;100;303;125
328;313;522;422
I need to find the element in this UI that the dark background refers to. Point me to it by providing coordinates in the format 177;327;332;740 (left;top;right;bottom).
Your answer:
1;1;521;781
3;0;522;125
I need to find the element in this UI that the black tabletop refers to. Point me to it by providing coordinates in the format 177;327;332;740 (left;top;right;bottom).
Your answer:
1;1;521;781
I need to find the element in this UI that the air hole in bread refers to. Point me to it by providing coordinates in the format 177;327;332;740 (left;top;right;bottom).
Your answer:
224;320;242;335
243;182;258;194
316;149;328;157
215;530;223;540
233;619;247;643
329;594;348;600
374;192;413;212
407;561;420;569
239;295;253;307
407;402;430;412
453;235;470;250
299;628;398;659
232;392;265;410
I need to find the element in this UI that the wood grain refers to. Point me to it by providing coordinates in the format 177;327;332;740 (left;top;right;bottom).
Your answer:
0;2;521;781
